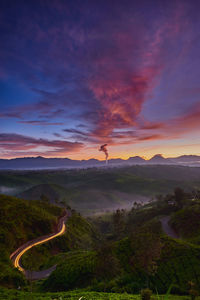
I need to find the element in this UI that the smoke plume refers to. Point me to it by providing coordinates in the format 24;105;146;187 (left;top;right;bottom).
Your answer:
99;144;108;163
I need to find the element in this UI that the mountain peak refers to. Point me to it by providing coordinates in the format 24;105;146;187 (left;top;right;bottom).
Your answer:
150;154;165;161
128;156;145;162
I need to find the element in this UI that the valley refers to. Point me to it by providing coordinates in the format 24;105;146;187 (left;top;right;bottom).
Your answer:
1;165;200;299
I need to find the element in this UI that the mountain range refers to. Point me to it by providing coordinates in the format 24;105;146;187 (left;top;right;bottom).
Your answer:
0;154;200;169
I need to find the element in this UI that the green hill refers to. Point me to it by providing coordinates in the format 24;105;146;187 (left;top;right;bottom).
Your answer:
39;190;200;296
42;218;200;295
2;165;200;214
0;194;64;287
170;203;200;242
2;185;200;298
21;211;97;271
0;193;97;288
17;183;62;204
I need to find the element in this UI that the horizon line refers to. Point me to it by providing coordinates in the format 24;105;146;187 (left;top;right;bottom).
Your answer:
1;153;200;161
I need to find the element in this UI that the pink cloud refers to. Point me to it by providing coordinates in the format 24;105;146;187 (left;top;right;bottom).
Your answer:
86;18;181;143
0;133;83;157
0;0;191;157
167;102;200;136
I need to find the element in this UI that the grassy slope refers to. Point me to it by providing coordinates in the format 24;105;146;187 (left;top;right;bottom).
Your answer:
0;194;63;287
0;193;98;289
152;237;200;293
2;171;200;297
170;203;200;239
21;213;97;271
112;223;200;294
41;221;200;294
40;195;200;295
42;250;97;291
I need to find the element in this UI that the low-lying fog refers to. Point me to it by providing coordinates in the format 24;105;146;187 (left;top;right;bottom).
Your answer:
0;186;19;195
0;184;152;217
83;191;151;216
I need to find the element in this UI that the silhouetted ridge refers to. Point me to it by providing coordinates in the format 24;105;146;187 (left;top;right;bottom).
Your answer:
0;154;200;169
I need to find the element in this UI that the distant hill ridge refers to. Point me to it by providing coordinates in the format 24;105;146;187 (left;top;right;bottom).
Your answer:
0;154;200;169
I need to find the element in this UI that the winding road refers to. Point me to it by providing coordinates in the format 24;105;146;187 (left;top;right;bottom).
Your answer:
9;212;177;280
160;216;179;239
10;211;68;280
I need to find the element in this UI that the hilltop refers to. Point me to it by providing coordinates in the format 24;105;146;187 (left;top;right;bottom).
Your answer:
1;154;200;169
1;164;200;214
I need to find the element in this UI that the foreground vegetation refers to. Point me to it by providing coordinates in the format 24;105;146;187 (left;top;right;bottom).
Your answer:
2;180;200;298
0;287;197;300
0;193;97;288
0;194;64;288
38;188;200;297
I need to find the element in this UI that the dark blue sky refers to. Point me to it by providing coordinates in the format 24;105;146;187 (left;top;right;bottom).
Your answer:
0;0;200;159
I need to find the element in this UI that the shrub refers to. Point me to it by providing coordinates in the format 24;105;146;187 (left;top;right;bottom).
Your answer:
189;289;199;300
188;281;199;300
141;288;152;300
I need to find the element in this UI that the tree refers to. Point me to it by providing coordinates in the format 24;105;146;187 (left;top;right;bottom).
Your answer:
112;209;126;238
95;242;120;283
174;187;185;209
129;224;163;283
40;194;50;203
188;281;199;300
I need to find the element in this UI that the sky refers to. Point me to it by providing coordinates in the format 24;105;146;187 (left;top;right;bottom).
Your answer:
0;0;200;160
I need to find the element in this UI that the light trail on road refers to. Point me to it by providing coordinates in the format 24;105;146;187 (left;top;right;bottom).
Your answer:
10;214;67;273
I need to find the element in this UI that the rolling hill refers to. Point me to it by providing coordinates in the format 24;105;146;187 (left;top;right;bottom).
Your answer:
1;154;200;170
0;194;96;288
1;165;200;214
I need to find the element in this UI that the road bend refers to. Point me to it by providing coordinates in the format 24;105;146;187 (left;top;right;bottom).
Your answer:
160;215;179;239
10;211;68;279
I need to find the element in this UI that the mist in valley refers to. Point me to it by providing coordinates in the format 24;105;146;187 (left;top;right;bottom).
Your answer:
0;186;20;195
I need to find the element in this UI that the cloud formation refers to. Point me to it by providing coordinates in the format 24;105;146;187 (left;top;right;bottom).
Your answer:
18;120;64;126
0;133;83;157
0;1;200;158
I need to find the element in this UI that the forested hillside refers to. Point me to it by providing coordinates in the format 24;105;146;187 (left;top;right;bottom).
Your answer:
1;165;200;215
